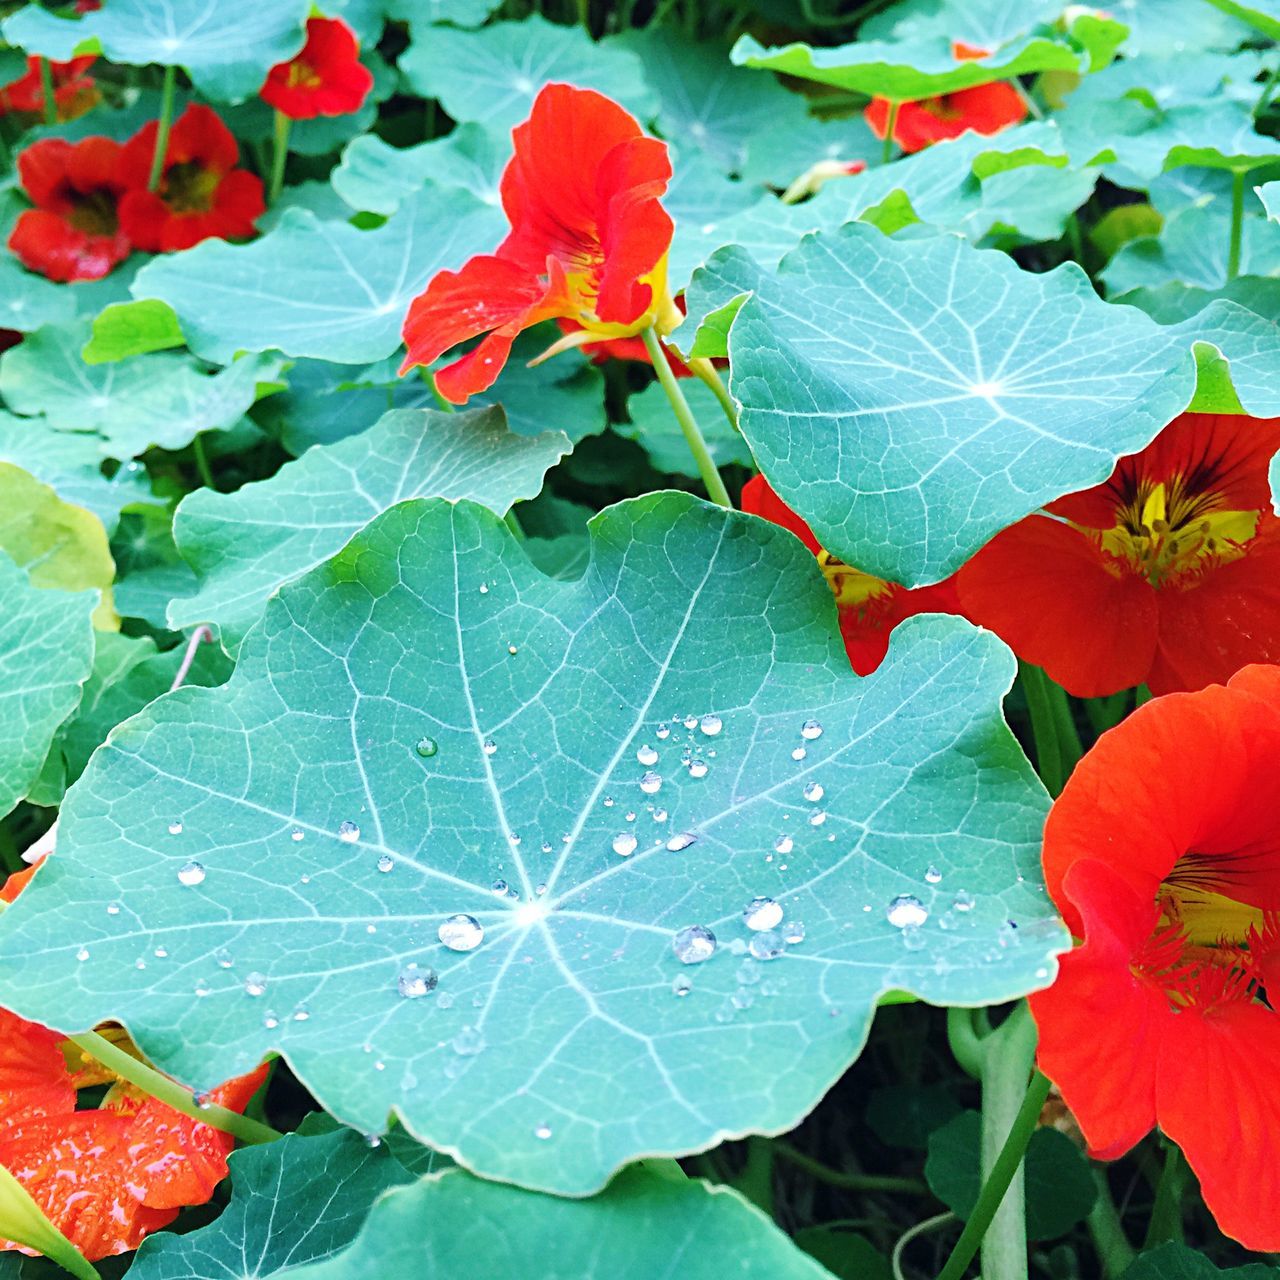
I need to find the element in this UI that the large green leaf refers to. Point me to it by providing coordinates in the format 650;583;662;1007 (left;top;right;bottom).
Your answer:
0;494;1062;1193
1203;0;1280;39
1170;298;1280;416
1;0;310;102
167;406;572;650
399;16;654;130
620;381;754;476
729;31;1083;101
0;259;77;335
277;1167;836;1280
859;0;1063;46
701;224;1195;586
1105;0;1254;53
0;551;96;819
130;189;506;366
1259;180;1280;221
128;1128;419;1280
0;321;277;456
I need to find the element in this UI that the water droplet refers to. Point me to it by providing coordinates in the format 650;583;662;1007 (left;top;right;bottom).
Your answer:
683;715;698;729
376;854;394;873
534;1122;552;1140
438;914;484;952
737;958;761;985
666;831;697;852
924;865;942;884
901;924;927;951
743;896;783;931
491;879;509;896
688;759;708;779
783;920;806;945
611;832;638;857
639;771;662;795
636;744;658;766
731;988;755;1010
416;737;439;758
215;948;233;968
177;860;206;887
952;890;976;913
263;1010;280;1029
75;947;90;962
603;796;615;807
801;719;823;740
699;714;723;736
292;1003;311;1021
534;882;547;896
106;901;121;916
507;643;518;656
452;1025;485;1055
624;810;637;822
338;820;360;843
437;991;455;1009
244;972;268;997
808;809;827;827
397;963;438;999
672;925;716;964
652;807;668;821
774;835;794;855
791;746;807;761
153;946;168;959
290;827;305;842
167;820;183;836
748;930;785;961
803;781;824;802
365;1133;382;1148
886;895;929;929
194;978;210;997
482;739;497;756
655;724;671;740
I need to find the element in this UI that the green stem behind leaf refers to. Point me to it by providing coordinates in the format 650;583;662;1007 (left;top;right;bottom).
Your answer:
1143;1143;1187;1249
775;1142;927;1195
147;65;178;193
689;357;739;433
1227;169;1245;281
881;100;901;165
269;109;292;204
1087;1167;1137;1278
640;326;732;508
38;57;57;127
1018;662;1065;795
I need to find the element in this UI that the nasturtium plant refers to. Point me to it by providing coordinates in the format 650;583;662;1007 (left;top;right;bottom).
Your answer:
0;0;1278;1275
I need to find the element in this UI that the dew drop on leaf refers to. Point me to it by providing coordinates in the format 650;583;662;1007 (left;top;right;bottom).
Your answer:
699;714;723;736
482;739;497;756
774;834;794;855
748;930;786;961
639;771;662;795
808;809;827;826
688;759;708;779
611;832;638;857
167;820;183;836
290;827;305;842
665;831;697;852
783;920;806;945
803;781;824;802
244;972;268;997
438;914;484;952
925;865;942;884
452;1025;485;1055
886;895;929;928
397;963;438;999
415;737;439;758
672;924;716;964
177;860;206;887
337;820;360;843
376;854;394;873
801;719;824;740
742;896;783;932
953;890;976;913
791;747;807;761
636;744;658;766
491;879;509;896
534;1123;552;1140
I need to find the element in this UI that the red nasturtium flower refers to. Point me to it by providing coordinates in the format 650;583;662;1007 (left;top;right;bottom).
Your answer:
401;83;681;403
957;412;1280;697
260;16;373;119
0;872;267;1261
864;43;1026;154
8;137;132;282
742;476;962;675
118;104;265;253
1030;664;1280;1250
0;55;97;121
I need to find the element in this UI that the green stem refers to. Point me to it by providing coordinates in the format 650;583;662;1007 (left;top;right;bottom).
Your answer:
1009;77;1043;120
503;507;525;540
946;1006;986;1079
1143;1143;1186;1249
640;326;732;508
1045;677;1082;784
423;368;454;412
1227;169;1245;281
881;100;901;165
147;65;177;193
191;433;217;490
935;1075;1050;1280
269;109;291;204
38;57;57;126
774;1142;927;1195
976;1004;1040;1280
1087;1168;1137;1278
1018;662;1064;796
67;1030;282;1146
689;356;739;432
734;1137;776;1218
1253;59;1280;118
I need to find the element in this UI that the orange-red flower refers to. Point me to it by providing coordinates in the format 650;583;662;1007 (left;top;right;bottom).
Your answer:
8;137;132;282
118;104;265;253
1030;664;1280;1251
0;871;266;1262
742;476;962;675
401;83;679;403
557;294;694;376
0;55;97;121
864;44;1026;154
957;413;1280;697
260;17;373;120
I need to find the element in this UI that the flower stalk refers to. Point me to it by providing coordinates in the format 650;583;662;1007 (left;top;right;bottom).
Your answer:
269;108;291;203
38;57;56;126
147;65;177;193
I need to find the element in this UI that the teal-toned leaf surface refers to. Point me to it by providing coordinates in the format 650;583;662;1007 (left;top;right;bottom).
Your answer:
399;16;654;130
168;406;572;650
273;1167;837;1280
1;0;310;102
0;494;1062;1193
0;322;279;455
0;551;96;819
0;415;150;535
384;0;504;27
860;0;1062;45
111;507;200;630
332;126;506;217
130;190;506;366
1259;180;1280;221
1203;0;1280;39
1271;448;1280;514
665;152;762;289
925;1111;1097;1241
1121;1242;1277;1279
705;224;1194;585
740;111;882;191
128;1129;418;1280
793;1226;890;1280
730;31;1083;100
620;380;754;476
255;181;360;233
1105;0;1254;53
617;29;813;175
1101;204;1280;295
0;259;77;334
1170;298;1280;416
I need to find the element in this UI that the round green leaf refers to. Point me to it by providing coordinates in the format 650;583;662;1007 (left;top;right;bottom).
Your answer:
1202;0;1280;39
0;494;1062;1194
167;406;572;651
0;259;77;335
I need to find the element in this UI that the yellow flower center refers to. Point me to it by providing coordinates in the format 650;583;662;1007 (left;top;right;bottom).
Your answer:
817;551;896;613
